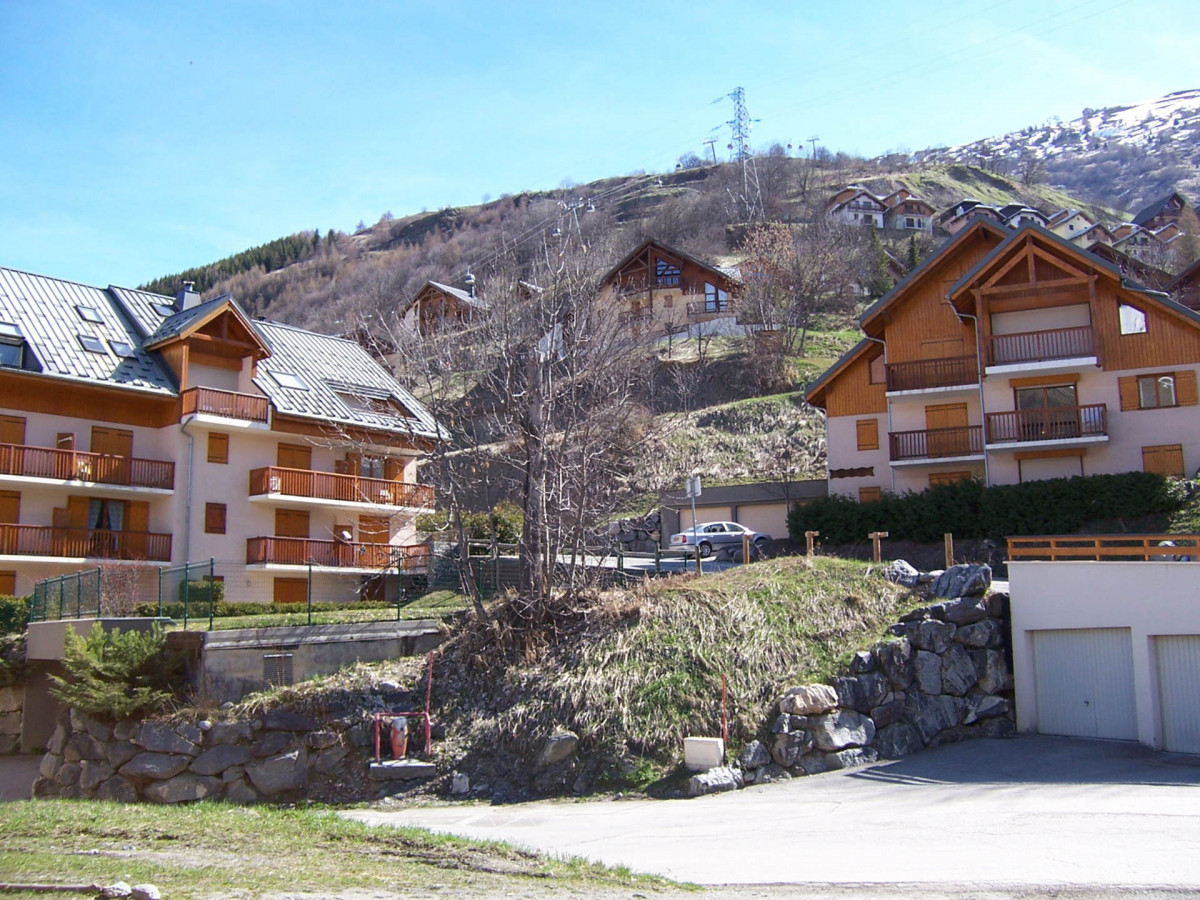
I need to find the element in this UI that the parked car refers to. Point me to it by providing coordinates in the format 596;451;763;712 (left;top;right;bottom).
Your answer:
669;521;770;558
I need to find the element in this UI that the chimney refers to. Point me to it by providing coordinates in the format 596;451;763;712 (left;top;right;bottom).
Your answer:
175;281;200;310
464;272;476;298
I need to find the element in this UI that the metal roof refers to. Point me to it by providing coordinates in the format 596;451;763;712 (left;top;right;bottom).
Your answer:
252;319;442;440
0;266;177;395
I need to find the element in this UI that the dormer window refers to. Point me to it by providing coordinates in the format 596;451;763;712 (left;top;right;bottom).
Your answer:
271;371;308;390
152;302;177;317
0;322;23;368
77;334;108;354
110;340;136;358
76;305;104;324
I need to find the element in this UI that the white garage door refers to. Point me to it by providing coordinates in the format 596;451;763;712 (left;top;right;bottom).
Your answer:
1155;635;1200;754
1033;628;1137;740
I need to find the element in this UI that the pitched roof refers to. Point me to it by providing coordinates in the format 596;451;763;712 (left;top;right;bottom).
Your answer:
803;338;876;410
252;320;442;440
1132;191;1189;227
600;237;740;289
0;266;176;395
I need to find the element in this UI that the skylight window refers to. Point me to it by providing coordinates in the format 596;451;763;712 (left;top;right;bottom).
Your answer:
0;323;23;368
109;340;136;358
152;302;177;317
0;322;22;340
77;334;108;354
76;305;104;324
272;371;308;390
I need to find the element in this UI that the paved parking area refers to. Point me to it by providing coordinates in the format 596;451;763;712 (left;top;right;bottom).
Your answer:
347;736;1200;890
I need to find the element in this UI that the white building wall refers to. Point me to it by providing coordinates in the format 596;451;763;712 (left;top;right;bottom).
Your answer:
1008;560;1200;750
825;414;889;498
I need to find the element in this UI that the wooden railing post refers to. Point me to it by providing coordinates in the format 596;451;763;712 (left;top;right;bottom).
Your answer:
869;531;889;563
944;533;954;569
805;531;819;557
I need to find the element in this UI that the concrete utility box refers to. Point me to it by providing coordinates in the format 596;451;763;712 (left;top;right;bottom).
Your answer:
684;736;726;771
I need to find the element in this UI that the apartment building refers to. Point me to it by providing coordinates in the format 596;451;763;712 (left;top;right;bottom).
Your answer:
0;266;441;603
806;221;1200;500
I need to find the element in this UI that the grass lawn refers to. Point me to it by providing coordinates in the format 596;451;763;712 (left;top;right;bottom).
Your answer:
0;800;677;899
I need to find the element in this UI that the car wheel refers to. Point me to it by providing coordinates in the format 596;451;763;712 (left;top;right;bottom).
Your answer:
697;541;713;559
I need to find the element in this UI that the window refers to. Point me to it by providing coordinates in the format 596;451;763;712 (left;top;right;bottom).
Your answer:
152;302;177;317
88;498;124;531
1138;374;1177;408
856;419;879;451
859;486;882;503
1119;304;1147;335
109;340;136;358
0;323;25;368
655;258;681;287
905;217;917;228
1143;444;1185;477
77;334;107;354
868;354;885;385
75;305;104;324
703;282;729;312
205;503;227;534
271;371;308;390
360;456;386;479
207;432;229;464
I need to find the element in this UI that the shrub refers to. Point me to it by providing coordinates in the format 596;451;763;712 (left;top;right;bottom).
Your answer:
48;623;184;719
177;578;225;606
0;595;30;635
789;471;1186;543
417;501;524;544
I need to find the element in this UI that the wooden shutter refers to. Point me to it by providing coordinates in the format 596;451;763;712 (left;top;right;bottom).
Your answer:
205;503;227;534
384;458;404;481
274;509;310;538
1176;370;1198;406
1143;444;1185;477
67;496;89;528
856;419;879;451
273;578;308;604
0;571;15;596
276;443;312;470
56;433;75;451
0;416;25;445
207;432;229;464
126;501;148;532
929;471;971;486
0;491;19;524
359;515;389;544
1118;376;1140;411
858;486;882;503
91;426;133;456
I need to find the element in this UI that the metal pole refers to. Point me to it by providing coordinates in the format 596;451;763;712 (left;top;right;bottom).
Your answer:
208;558;215;631
182;561;190;629
307;558;313;626
157;565;163;618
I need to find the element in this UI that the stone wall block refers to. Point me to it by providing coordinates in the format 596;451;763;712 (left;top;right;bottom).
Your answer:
47;724;68;756
940;645;979;697
222;765;246;783
190;744;251;777
95;775;138;802
120;752;190;780
246;748;308;795
80;759;114;792
112;720;138;742
908;620;956;654
0;712;23;736
972;649;1013;694
905;692;965;744
143;774;222;804
877;639;914;689
848;650;877;674
981;716;1016;738
873;721;924;758
869;699;906;730
225;778;258;804
913;650;942;694
739;740;771;769
809;709;876;752
208;722;253;745
306;730;340;750
770;730;814;768
175;724;203;746
931;563;991;599
0;686;23;713
686;766;742;797
58;762;81;786
313;744;350;775
938;596;990;626
260;710;318;732
963;694;1010;724
106;741;138;771
252;732;294;758
780;684;838;715
65;731;106;762
39;752;61;781
955;619;1002;648
134;723;198;757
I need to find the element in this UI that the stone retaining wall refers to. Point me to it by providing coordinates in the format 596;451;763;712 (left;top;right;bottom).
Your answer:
31;707;374;803
738;592;1015;785
0;685;23;755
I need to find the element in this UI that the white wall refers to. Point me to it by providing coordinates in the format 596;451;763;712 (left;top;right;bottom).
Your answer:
826;414;889;498
1009;560;1200;749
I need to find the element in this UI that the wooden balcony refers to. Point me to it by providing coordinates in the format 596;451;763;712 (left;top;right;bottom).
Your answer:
248;466;433;508
0;443;174;490
885;355;978;392
889;426;983;461
985;326;1095;367
246;536;429;571
181;387;269;424
0;524;171;561
685;298;735;317
985;404;1107;444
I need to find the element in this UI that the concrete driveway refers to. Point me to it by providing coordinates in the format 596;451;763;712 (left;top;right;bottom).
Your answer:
346;735;1200;890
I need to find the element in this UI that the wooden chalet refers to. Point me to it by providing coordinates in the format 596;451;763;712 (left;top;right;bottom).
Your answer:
1132;191;1192;231
402;280;488;336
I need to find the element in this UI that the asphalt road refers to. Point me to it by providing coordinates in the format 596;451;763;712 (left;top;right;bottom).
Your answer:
346;735;1200;891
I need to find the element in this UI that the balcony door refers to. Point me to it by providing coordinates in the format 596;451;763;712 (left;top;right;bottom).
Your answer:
277;443;312;470
1015;384;1080;440
925;403;970;457
275;509;310;538
91;427;133;485
359;515;390;568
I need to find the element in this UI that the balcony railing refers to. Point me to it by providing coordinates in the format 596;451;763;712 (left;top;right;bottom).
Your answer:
885;355;979;392
181;387;269;424
985;326;1094;366
685;299;735;317
0;525;171;561
248;466;433;508
246;536;429;571
889;426;983;461
985;404;1107;444
0;443;175;490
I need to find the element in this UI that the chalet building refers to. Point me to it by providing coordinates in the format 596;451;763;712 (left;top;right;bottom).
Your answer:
1073;222;1114;247
1171;257;1200;310
598;238;740;337
0;265;441;602
882;193;935;233
401;279;487;336
826;187;888;228
1086;243;1174;292
1047;209;1096;240
806;221;1200;500
998;205;1050;230
1131;191;1192;231
941;204;1004;234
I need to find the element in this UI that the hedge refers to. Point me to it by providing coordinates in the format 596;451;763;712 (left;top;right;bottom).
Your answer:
0;596;30;635
788;471;1188;544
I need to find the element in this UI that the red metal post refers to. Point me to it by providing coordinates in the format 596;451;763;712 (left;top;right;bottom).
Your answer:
373;713;381;763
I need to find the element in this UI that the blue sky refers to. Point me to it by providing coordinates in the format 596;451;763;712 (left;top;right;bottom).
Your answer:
0;0;1194;288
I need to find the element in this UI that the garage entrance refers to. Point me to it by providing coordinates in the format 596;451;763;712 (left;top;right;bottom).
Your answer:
1032;628;1137;740
1155;635;1200;754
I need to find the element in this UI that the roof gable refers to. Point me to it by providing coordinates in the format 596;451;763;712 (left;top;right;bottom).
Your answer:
601;237;737;290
